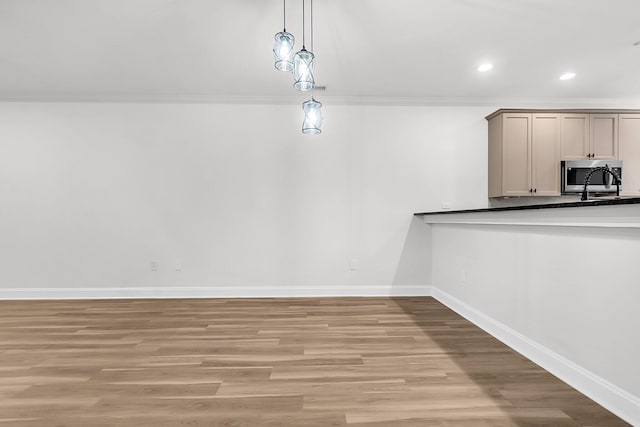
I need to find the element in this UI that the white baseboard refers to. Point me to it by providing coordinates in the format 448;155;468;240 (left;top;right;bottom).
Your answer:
0;285;432;300
430;286;640;426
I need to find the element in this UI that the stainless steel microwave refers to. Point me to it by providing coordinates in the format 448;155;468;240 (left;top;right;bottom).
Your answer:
561;160;622;193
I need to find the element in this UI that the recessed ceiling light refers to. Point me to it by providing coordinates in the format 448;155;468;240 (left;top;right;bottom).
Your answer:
477;63;493;72
560;72;576;80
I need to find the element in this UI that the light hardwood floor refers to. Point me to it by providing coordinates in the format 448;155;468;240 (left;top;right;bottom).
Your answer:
0;297;629;426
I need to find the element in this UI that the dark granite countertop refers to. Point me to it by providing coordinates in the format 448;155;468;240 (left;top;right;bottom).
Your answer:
414;197;640;216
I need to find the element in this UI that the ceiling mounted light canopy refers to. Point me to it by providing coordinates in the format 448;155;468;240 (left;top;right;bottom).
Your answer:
477;63;493;72
560;72;576;80
293;0;315;92
273;0;295;72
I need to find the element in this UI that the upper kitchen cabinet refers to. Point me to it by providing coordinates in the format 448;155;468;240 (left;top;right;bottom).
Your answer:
560;114;590;160
589;114;618;160
619;114;640;196
488;112;560;197
489;113;531;197
561;113;618;160
531;114;561;196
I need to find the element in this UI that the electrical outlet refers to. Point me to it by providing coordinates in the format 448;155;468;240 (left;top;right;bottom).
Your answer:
350;259;359;270
150;261;158;272
175;262;182;271
441;202;451;210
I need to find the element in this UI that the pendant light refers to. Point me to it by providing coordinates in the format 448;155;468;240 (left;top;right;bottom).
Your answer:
302;97;322;134
273;0;295;72
301;0;322;134
293;0;314;91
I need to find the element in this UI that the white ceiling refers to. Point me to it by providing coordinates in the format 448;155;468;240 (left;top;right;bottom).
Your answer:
1;0;639;105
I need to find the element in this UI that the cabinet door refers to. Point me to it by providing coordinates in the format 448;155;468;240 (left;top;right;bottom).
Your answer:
502;114;532;196
619;114;640;196
532;114;561;196
590;114;618;159
560;114;589;160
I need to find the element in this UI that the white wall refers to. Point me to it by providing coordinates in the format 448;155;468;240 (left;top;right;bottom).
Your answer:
431;222;640;400
3;100;638;420
0;102;489;296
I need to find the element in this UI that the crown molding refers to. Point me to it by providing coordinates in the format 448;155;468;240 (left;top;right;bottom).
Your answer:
1;93;639;108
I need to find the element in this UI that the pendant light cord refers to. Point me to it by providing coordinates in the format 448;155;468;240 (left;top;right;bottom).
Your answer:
283;0;286;31
302;0;306;48
310;0;313;52
310;0;315;98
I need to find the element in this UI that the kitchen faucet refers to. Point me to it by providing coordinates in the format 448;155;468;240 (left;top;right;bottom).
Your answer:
581;165;621;201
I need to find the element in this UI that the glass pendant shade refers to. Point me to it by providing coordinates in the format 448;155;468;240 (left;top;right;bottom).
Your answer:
302;98;322;134
273;31;295;72
293;48;315;91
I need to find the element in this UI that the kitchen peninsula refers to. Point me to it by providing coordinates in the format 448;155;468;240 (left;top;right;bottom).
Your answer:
414;196;640;424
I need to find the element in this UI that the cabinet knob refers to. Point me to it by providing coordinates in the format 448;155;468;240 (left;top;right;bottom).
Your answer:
529;188;533;193
534;188;537;193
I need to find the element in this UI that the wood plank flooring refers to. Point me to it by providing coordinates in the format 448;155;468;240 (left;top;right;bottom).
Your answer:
0;297;629;426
